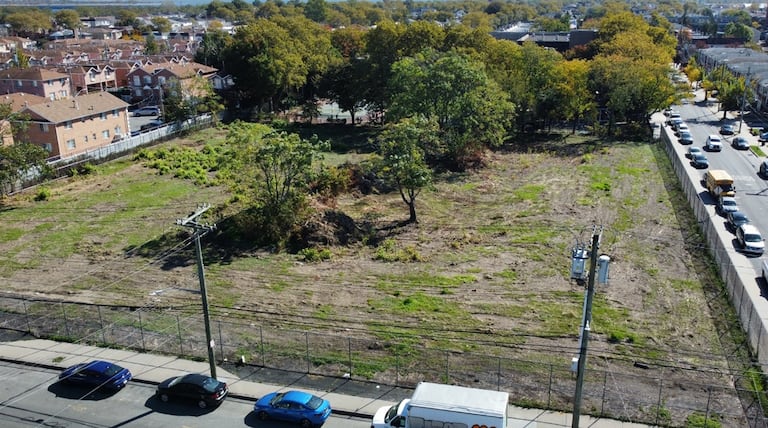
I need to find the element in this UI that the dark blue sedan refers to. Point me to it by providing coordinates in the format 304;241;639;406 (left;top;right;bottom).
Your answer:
58;360;132;391
254;390;332;428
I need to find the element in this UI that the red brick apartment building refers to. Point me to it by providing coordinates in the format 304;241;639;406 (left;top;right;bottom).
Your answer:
0;67;71;101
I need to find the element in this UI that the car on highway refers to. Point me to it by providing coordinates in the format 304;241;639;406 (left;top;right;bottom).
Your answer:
156;373;228;409
760;131;768;143
667;117;683;129
254;390;332;428
705;135;723;151
719;124;736;135
726;211;750;232
716;196;739;216
675;123;690;135
678;131;694;145
731;136;750;150
760;160;768;178
58;360;132;391
690;153;709;169
736;224;765;255
133;106;160;117
686;146;703;159
664;107;677;117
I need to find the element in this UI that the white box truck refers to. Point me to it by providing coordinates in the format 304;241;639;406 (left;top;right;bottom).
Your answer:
371;382;508;428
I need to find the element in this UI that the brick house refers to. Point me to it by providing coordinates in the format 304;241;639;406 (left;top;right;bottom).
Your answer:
60;64;118;93
126;60;217;105
19;91;130;159
0;92;47;146
0;67;71;101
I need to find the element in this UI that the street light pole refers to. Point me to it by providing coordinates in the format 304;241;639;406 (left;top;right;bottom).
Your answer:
739;68;751;134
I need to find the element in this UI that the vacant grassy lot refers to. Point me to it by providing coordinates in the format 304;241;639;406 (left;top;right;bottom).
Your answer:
0;124;752;423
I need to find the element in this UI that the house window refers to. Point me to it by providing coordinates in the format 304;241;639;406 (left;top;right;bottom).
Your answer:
92;133;97;140
143;75;152;85
60;90;67;98
42;143;52;152
134;88;142;97
133;75;140;86
158;76;166;85
32;81;38;87
90;72;97;82
39;123;49;132
84;135;88;142
65;121;72;129
100;112;107;120
112;109;118;118
102;130;110;139
60;78;66;85
66;139;76;149
49;93;55;101
114;125;122;135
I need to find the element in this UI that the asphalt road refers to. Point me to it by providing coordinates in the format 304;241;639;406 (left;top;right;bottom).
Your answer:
0;360;370;428
668;96;768;273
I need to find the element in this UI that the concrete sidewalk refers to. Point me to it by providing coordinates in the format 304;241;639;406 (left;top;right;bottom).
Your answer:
0;338;654;428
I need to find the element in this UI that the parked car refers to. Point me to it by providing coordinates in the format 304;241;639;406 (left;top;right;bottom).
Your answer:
719;124;736;135
133;106;160;117
690;153;709;169
716;196;739;216
704;135;723;151
678;131;694;145
254;390;332;428
674;123;690;135
140;119;165;131
731;136;750;150
58;360;132;391
667;117;683;129
663;108;677;117
760;160;768;178
686;146;703;159
736;224;765;255
726;211;750;232
156;374;228;408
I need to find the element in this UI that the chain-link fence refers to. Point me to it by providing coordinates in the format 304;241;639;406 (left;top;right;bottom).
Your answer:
0;295;760;427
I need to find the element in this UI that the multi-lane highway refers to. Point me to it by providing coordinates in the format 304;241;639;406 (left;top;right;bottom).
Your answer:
0;361;369;428
665;94;768;274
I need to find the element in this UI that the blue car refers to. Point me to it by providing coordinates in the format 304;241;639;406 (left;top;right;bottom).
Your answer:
58;360;132;391
254;390;332;428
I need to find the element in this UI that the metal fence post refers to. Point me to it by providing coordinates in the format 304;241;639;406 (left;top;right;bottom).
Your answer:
61;302;69;337
395;353;399;386
97;306;106;344
22;299;30;334
497;356;502;390
348;337;352;378
260;325;265;367
218;320;224;362
177;315;183;355
548;363;553;408
138;311;145;351
305;331;310;374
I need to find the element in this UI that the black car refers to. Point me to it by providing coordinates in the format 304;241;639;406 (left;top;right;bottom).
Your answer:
678;131;694;145
690;153;709;169
719;124;736;135
731;136;749;150
726;211;750;232
156;374;228;409
760;160;768;178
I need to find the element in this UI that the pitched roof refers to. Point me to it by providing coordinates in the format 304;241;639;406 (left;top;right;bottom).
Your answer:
0;92;46;113
22;91;128;123
0;67;69;81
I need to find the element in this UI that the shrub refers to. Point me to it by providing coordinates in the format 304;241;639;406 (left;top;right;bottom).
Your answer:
34;187;51;201
299;247;333;262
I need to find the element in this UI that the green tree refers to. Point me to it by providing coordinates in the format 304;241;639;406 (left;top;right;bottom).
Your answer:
151;17;172;34
552;59;593;133
144;33;160;55
54;10;81;36
224;122;329;245
388;49;514;169
376;118;434;223
195;29;232;70
0;104;50;197
116;10;139;27
6;10;52;35
304;0;327;23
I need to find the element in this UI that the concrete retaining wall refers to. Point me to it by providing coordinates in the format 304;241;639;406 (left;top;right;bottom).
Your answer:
660;128;768;369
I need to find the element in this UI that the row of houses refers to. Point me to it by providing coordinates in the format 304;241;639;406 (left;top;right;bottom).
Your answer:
0;54;224;160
